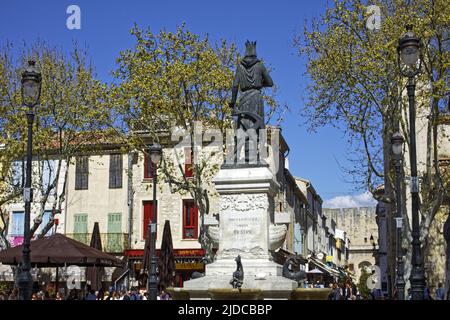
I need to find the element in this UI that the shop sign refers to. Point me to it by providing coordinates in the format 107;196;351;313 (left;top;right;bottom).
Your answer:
175;262;204;270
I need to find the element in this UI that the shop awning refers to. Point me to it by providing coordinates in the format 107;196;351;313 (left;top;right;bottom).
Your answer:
125;248;205;272
272;248;308;266
125;248;205;258
307;268;323;274
309;257;341;277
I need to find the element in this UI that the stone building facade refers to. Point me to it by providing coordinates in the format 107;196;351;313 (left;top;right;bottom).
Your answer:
323;207;378;281
62;128;303;287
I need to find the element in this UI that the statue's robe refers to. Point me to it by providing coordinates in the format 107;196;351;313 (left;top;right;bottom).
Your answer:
231;56;273;131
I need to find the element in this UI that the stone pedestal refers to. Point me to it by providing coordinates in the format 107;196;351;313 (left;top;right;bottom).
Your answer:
183;165;297;299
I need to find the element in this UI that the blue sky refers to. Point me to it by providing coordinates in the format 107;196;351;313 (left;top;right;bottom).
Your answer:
0;0;376;206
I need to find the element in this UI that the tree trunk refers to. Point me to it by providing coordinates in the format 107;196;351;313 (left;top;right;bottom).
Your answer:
444;209;450;299
382;112;395;298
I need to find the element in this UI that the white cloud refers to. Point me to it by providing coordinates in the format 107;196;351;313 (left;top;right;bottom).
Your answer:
323;192;377;209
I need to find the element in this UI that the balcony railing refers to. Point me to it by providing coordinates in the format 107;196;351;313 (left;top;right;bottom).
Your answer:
66;233;129;254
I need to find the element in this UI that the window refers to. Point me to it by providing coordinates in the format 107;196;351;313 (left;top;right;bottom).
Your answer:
41;160;56;194
38;210;54;237
73;214;88;244
75;156;89;190
183;200;198;239
11;211;24;236
108;213;122;233
107;213;122;252
184;148;193;178
143;201;157;240
143;152;157;179
109;154;123;189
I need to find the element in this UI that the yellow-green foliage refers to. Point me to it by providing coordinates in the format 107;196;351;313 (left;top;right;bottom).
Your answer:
0;42;111;241
297;0;450;191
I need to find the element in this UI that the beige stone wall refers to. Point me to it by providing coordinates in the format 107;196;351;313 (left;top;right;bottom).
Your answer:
65;132;290;253
129;148;216;250
323;207;378;280
424;206;448;290
65;154;128;236
402;103;450;289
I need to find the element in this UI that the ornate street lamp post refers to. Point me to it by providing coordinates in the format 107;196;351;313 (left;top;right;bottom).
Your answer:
397;25;425;300
147;143;162;300
17;60;42;300
391;132;406;300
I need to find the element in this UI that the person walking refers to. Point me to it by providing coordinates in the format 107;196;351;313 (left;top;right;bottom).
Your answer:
424;285;432;300
158;288;171;300
121;290;130;300
111;291;120;300
343;281;353;300
435;282;445;300
86;290;96;300
328;283;342;300
8;289;18;300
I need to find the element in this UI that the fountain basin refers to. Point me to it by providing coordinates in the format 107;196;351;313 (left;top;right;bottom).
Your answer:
208;288;263;300
166;287;190;300
291;288;332;300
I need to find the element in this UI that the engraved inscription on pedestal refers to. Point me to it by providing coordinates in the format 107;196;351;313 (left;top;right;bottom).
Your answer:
222;212;263;251
217;193;270;259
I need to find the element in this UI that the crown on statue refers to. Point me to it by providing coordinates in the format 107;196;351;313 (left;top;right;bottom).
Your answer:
244;40;257;57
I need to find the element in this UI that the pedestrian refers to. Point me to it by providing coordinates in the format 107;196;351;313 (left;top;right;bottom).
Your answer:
66;289;78;300
343;281;352;300
8;288;18;300
86;290;96;300
371;287;382;300
43;290;51;300
435;282;445;300
121;290;130;300
97;288;104;300
328;282;342;300
158;287;171;300
424;286;432;300
351;282;357;297
111;291;120;300
139;289;147;300
129;289;139;300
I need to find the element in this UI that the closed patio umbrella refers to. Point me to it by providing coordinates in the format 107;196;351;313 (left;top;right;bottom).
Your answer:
85;222;105;291
140;222;153;287
158;220;175;289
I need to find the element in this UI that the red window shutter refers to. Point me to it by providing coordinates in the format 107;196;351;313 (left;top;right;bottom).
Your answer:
182;203;186;238
194;204;198;238
182;200;198;239
143;201;157;240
